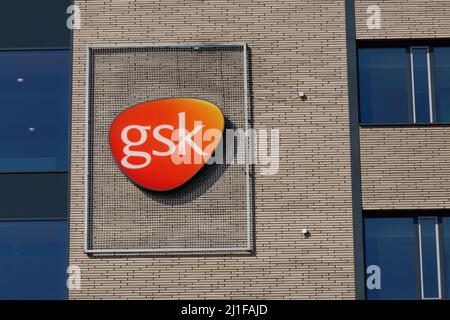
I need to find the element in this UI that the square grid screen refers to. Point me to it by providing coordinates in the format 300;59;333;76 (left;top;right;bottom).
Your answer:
85;44;251;253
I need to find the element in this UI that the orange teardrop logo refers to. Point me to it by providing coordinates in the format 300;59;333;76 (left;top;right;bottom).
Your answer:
109;98;225;191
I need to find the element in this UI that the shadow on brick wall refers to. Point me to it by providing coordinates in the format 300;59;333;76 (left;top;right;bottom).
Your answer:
136;117;237;205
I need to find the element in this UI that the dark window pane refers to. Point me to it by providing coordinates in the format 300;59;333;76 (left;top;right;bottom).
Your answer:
442;218;450;299
0;173;68;219
364;217;418;300
0;0;71;49
0;220;67;300
411;48;431;123
0;50;70;172
359;48;410;124
434;47;450;123
419;217;440;299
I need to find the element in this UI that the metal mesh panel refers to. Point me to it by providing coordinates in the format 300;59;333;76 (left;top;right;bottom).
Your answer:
85;44;251;253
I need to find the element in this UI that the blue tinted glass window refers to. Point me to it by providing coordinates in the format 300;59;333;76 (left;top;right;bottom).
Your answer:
419;218;440;299
0;220;67;299
411;48;431;123
364;217;418;300
0;50;70;172
359;48;410;124
442;218;450;299
434;47;450;123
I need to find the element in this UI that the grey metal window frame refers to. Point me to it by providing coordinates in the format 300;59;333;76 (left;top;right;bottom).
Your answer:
83;43;252;254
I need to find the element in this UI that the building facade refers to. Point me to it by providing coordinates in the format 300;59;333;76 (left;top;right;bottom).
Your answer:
1;0;450;300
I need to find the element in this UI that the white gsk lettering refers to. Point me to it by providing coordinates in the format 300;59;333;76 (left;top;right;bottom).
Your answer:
120;112;208;169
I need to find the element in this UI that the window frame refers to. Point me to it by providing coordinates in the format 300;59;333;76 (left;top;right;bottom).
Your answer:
357;40;450;126
363;210;450;300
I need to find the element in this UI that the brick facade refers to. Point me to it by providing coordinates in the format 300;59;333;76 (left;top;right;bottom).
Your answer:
69;0;355;299
355;0;450;40
360;127;450;210
355;1;450;210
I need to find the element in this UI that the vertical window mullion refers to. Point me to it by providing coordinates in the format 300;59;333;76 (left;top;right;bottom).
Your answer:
406;47;415;123
436;220;443;298
410;48;417;123
415;216;423;299
410;46;433;124
419;217;442;299
426;47;434;123
428;47;438;123
419;217;424;298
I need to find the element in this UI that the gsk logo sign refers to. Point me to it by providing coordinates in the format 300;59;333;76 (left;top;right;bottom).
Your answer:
109;98;225;191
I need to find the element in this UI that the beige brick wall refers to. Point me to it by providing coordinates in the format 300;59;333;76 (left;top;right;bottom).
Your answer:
355;1;450;210
355;0;450;39
360;127;450;209
69;0;355;299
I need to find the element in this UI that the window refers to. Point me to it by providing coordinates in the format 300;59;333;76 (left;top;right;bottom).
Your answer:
434;48;450;122
365;214;450;300
358;48;410;124
0;50;70;220
0;221;68;299
0;50;70;299
0;50;70;172
358;45;450;124
0;173;68;219
0;1;71;49
0;2;71;300
364;217;418;299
